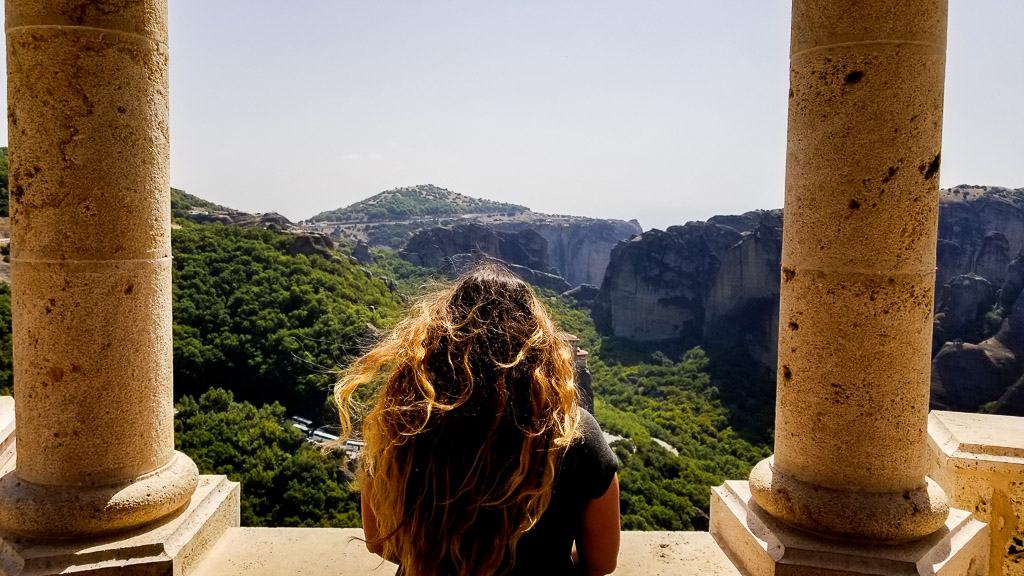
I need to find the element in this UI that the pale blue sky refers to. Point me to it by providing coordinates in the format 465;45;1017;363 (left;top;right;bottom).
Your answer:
1;1;1021;230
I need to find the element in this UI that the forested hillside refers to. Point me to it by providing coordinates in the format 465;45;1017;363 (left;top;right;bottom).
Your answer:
0;200;767;529
309;184;527;223
171;222;403;414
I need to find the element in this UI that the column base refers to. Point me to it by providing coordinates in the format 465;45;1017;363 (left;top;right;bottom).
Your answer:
748;457;950;542
0;475;239;576
0;452;200;539
710;480;989;576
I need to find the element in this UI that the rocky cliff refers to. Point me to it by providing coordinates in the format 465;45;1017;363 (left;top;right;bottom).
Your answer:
592;222;743;345
492;218;642;286
400;223;550;272
595;187;1024;415
936;186;1024;291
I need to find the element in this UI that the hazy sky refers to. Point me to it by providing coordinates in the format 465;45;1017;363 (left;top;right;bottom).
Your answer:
0;1;1021;231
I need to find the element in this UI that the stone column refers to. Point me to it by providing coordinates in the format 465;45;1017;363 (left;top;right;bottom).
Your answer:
746;0;951;542
0;0;199;537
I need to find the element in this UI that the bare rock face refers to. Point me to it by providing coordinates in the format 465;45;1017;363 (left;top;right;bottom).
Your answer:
287;233;336;259
591;187;1024;414
993;375;1024;414
975;232;1011;287
562;284;601;307
351;241;374;265
928;187;1024;414
306;185;641;284
932;274;997;352
707;210;783;234
400;223;549;272
703;223;784;370
594;211;783;374
931;295;1024;413
1000;255;1024;309
936;186;1024;298
494;219;643;287
592;222;742;345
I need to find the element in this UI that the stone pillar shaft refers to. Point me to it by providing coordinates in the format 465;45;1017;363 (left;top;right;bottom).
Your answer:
749;0;951;542
0;0;197;537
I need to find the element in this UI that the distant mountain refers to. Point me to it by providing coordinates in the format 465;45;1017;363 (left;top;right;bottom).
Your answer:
170;188;238;218
308;184;528;224
304;184;642;286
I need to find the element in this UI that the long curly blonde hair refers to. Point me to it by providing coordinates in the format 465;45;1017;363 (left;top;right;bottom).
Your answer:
335;264;582;575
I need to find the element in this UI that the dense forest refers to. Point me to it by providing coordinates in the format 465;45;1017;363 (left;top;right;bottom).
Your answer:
0;208;766;528
171;222;403;414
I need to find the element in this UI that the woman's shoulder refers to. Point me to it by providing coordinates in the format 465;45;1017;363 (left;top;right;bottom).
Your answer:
563;408;618;500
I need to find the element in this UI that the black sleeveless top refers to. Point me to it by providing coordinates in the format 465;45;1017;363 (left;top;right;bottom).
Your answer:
508;409;618;575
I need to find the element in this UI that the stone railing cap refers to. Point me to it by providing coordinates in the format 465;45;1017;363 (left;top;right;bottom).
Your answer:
930;410;1024;461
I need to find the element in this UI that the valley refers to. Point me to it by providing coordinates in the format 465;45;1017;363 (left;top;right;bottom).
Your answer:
0;173;1017;530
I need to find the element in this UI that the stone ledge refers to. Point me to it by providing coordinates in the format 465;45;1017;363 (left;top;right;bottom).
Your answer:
0;397;13;472
191;528;741;576
929;411;1024;576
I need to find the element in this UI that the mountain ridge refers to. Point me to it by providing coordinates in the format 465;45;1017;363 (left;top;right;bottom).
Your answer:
307;184;529;224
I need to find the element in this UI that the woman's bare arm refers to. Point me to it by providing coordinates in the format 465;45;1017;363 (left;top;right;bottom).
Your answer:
575;474;621;576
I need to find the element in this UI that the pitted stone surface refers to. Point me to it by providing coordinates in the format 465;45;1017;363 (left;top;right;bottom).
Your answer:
11;259;174;485
0;451;197;538
747;0;952;543
790;0;947;57
0;0;197;538
929;411;1024;575
7;25;170;260
774;269;935;491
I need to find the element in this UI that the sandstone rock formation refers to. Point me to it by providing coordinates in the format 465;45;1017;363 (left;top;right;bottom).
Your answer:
562;284;601;308
287;233;336;260
936;186;1024;295
592;222;742;345
932;274;996;352
351;241;374;265
930;187;1024;413
703;222;783;370
593;187;1024;415
400;223;550;272
492;219;643;286
931;292;1024;412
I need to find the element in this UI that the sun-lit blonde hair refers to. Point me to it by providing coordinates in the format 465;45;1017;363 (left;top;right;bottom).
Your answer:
335;264;582;575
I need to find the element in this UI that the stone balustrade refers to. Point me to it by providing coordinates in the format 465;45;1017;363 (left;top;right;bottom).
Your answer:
0;0;1021;574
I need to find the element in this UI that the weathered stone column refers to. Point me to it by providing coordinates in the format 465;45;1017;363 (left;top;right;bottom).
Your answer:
744;0;953;542
711;2;991;573
0;0;199;537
